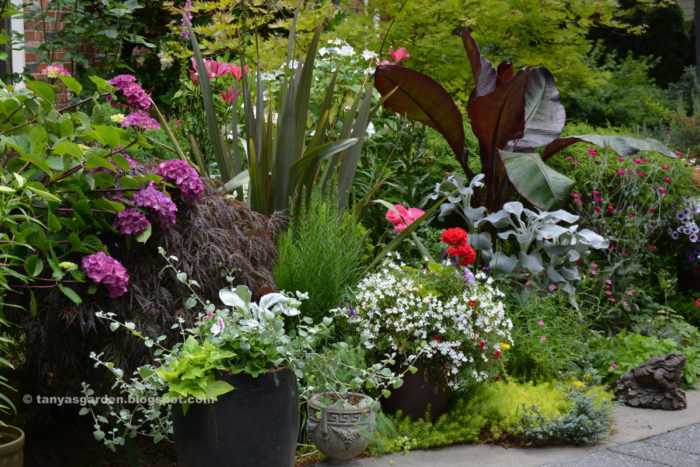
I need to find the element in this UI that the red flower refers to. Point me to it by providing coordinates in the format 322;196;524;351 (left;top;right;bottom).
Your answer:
441;227;468;245
494;375;501;382
433;335;443;342
468;300;477;307
479;340;486;350
458;246;477;266
447;244;471;257
695;298;700;308
494;350;502;360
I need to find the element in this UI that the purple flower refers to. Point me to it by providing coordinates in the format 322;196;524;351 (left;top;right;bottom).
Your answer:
548;284;556;292
156;159;203;202
132;183;178;229
113;208;149;235
121;112;160;130
81;252;129;298
463;267;476;285
108;75;151;112
181;0;193;38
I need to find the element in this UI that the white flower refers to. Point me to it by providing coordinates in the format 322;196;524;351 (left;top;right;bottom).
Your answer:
338;45;355;57
210;317;225;335
361;49;378;61
366;121;375;138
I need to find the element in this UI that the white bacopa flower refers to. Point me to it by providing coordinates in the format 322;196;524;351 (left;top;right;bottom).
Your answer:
361;49;378;61
338;45;355;57
210;317;225;335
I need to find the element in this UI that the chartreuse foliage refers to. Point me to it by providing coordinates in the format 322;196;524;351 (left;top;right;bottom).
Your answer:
370;381;611;452
374;29;676;212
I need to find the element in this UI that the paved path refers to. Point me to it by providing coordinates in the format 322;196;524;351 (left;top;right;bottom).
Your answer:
354;390;700;467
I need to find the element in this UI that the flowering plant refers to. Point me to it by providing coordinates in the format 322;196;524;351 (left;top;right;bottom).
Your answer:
340;252;513;389
81;249;331;448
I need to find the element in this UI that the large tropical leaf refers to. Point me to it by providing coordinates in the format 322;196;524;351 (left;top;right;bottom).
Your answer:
541;134;677;161
374;65;465;162
466;69;528;156
499;149;575;210
461;28;497;98
505;67;565;153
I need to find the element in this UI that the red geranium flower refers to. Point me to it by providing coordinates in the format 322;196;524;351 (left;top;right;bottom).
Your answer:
479;340;486;350
433;335;443;342
468;300;477;307
458;246;477;266
446;244;471;257
441;227;468;246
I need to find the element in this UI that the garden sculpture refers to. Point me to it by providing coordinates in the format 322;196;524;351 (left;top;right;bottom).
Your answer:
614;352;687;410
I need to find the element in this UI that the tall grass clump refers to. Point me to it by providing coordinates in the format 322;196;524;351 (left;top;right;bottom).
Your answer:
273;188;366;322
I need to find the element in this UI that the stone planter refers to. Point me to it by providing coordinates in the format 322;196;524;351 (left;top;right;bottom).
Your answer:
307;392;375;465
0;425;24;467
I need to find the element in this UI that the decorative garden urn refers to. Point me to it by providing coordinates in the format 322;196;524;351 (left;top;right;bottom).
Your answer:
307;392;376;465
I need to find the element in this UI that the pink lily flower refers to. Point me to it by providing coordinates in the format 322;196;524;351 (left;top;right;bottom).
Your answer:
386;205;424;234
389;46;411;64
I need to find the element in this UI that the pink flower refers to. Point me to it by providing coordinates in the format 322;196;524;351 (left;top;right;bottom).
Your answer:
586;149;598;156
605;279;612;285
594;197;602;203
637;172;646;178
229;64;249;81
674;151;682;156
658;188;668;195
389;46;411;64
42;63;71;79
524;281;531;286
537;320;545;326
610;298;616;303
626;290;633;295
607;206;615;213
648;245;656;250
548;284;556;292
627;213;635;218
616;170;625;175
386;205;424;234
540;336;547;341
622;301;628;306
664;177;671;183
573;161;579;166
604;290;612;295
648;207;655;213
591;190;600;195
662;165;670;170
594;206;601;212
633;158;642;164
592;264;598;268
611;362;618;369
590;269;597;275
617;157;625;162
621;252;628;258
220;86;241;103
565;156;573;160
571;193;580;199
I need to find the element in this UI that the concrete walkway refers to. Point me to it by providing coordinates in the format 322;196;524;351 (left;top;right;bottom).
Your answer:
355;390;700;467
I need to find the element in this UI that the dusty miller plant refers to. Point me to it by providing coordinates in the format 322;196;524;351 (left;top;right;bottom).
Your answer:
430;174;608;294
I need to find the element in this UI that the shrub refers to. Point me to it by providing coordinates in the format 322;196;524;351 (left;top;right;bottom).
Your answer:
273;188;367;323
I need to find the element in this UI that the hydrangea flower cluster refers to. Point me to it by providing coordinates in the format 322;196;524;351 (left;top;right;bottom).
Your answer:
121;112;160;131
42;63;71;79
81;252;129;298
108;75;151;112
156;160;204;202
132;183;178;229
340;253;513;389
113;208;149;235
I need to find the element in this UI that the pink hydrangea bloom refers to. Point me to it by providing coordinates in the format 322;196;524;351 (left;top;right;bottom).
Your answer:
108;75;151;111
156;159;203;202
121;112;160;130
113;208;149;234
42;64;71;79
132;183;178;229
81;252;129;298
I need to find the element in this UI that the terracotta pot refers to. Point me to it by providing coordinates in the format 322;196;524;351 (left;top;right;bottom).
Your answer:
381;361;447;422
307;392;375;465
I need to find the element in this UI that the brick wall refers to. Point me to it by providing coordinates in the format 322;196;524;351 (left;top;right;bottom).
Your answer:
23;0;70;101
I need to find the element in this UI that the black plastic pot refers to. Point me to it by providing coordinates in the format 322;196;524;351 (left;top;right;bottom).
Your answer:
172;368;299;467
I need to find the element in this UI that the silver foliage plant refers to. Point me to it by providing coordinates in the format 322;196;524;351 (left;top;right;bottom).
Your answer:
430;174;609;294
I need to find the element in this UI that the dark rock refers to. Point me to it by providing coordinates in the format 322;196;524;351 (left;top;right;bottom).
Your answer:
614;352;687;410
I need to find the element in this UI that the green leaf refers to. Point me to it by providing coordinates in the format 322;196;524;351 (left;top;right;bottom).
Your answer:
52;141;84;159
109;322;119;332
24;255;44;277
91;125;120;148
204;379;235;399
58;284;82;304
135;223;151;243
89;76;112;94
499;150;575;210
58;75;82;96
26;185;61;203
542;134;677;161
27;80;56;104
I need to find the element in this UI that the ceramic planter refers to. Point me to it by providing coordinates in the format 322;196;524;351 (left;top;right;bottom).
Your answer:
172;368;298;467
307;392;375;465
0;425;24;467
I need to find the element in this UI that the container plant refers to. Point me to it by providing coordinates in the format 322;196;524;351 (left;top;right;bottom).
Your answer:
81;249;331;466
339;228;513;420
0;318;23;466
